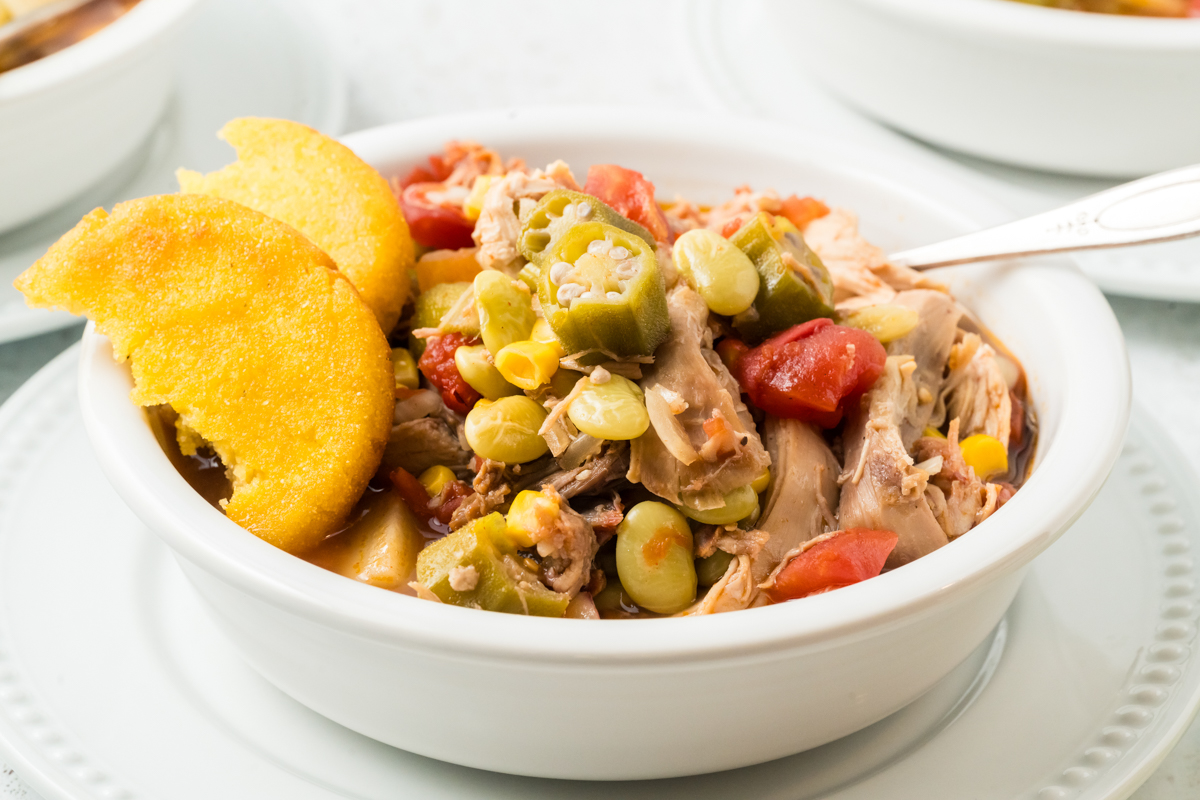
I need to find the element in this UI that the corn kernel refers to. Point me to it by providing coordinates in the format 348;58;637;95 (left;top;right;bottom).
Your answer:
505;489;560;549
495;340;560;390
415;248;481;293
751;468;771;494
530;317;565;358
923;426;946;440
390;347;419;389
959;434;1008;479
418;465;457;498
463;175;494;221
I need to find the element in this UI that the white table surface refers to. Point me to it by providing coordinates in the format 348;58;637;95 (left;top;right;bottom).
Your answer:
2;0;1199;796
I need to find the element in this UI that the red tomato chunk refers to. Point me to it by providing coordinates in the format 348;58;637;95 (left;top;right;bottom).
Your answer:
389;467;470;532
400;183;476;250
778;195;830;230
417;333;481;414
767;528;899;602
732;319;886;428
584;164;671;243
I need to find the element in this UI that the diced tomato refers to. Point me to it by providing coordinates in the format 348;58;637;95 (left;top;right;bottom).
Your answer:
584;164;671;243
389;467;471;531
400;183;476;250
778;195;830;230
732;319;886;428
417;333;481;414
399;151;456;188
389;467;436;523
766;528;898;602
399;164;441;187
720;218;745;239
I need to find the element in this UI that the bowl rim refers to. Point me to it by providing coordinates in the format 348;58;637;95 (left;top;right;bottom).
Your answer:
76;106;1132;665
855;0;1200;48
0;0;203;102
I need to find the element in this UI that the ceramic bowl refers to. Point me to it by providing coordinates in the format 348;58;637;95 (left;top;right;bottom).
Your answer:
772;0;1200;178
0;0;202;234
76;108;1130;780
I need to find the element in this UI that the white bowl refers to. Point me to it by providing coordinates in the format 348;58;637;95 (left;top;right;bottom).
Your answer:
0;0;202;234
76;108;1130;780
773;0;1200;178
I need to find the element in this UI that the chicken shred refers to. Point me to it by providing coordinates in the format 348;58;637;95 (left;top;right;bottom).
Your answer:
630;285;770;508
802;208;945;312
473;161;581;272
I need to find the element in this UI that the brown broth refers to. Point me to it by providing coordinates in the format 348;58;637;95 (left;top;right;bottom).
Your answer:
0;0;143;74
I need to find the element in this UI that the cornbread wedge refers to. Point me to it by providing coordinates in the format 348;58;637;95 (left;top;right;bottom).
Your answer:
178;117;414;334
15;194;394;554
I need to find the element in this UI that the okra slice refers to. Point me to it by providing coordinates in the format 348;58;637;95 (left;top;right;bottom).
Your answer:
519;190;655;267
537;221;669;358
415;513;569;616
730;212;836;344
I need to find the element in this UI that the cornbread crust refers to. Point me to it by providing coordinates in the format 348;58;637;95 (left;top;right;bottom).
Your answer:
15;194;394;554
177;117;414;334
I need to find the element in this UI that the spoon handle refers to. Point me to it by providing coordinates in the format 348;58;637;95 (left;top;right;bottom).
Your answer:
889;163;1200;271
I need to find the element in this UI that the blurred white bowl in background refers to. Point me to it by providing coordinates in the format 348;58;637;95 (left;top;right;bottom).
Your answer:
0;0;202;234
774;0;1200;178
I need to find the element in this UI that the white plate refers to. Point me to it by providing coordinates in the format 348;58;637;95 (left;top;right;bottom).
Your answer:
0;346;1197;799
0;0;346;345
680;0;1200;303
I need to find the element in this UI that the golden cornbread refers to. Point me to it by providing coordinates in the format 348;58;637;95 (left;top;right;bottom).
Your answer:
177;117;414;334
14;194;394;554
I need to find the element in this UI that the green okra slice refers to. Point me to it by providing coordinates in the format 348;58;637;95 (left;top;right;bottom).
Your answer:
537;221;669;358
519;189;655;268
730;212;836;344
415;513;569;616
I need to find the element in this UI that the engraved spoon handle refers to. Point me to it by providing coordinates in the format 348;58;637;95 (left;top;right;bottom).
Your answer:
889;163;1200;271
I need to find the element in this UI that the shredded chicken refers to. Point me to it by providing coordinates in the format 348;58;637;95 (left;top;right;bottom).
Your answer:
473;162;581;272
837;356;950;568
704;185;785;235
449;458;511;531
938;332;1013;448
448;565;479;592
576;492;624;547
439;141;509;189
886;290;964;448
913;420;1002;539
631;285;770;508
803;208;945;312
686;418;839;614
663;195;704;238
527;486;598;596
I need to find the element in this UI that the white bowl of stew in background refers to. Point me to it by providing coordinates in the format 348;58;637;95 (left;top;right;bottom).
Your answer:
76;108;1130;780
0;0;202;234
771;0;1200;178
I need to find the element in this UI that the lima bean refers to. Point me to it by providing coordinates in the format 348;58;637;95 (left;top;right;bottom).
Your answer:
464;396;549;464
673;228;760;317
567;375;649;441
615;501;697;614
678;484;759;526
475;270;536;356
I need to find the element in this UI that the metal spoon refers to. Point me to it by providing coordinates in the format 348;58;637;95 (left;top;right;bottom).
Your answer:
889;163;1200;271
